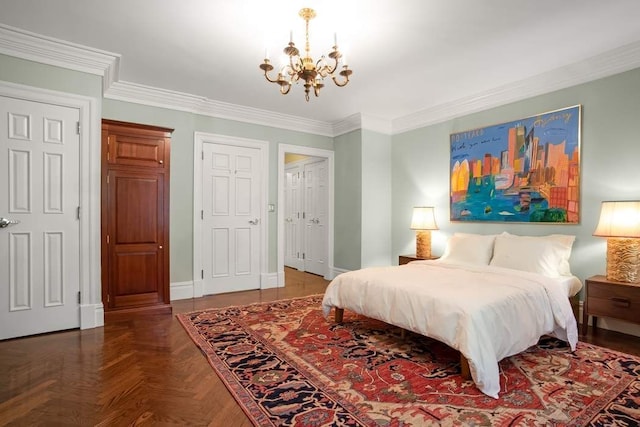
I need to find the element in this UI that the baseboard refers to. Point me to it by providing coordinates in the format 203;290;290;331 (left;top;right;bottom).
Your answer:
171;280;195;301
80;303;104;329
261;272;283;289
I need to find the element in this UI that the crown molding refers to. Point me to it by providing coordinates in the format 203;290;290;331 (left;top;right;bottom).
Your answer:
391;40;640;135
105;81;335;137
332;113;361;136
0;24;120;93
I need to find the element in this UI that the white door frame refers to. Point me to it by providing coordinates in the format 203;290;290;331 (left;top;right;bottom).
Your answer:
278;144;334;283
193;132;269;298
0;80;103;329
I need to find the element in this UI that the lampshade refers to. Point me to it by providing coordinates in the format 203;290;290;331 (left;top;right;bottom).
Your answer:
410;207;438;230
593;201;640;238
594;200;640;283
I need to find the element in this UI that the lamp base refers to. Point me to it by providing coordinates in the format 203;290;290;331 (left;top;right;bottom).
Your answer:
606;237;640;283
416;230;432;259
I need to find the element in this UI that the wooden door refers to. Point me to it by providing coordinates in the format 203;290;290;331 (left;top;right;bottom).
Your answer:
0;94;81;339
105;170;166;309
101;120;171;317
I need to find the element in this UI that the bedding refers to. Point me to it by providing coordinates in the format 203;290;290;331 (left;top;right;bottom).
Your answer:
321;260;580;398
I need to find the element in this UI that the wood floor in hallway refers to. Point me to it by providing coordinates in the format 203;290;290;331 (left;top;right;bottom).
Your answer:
1;267;638;426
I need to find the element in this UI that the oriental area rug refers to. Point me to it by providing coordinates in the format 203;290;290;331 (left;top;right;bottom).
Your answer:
177;295;640;426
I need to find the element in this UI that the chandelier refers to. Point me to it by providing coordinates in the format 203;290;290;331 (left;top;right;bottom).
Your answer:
259;7;353;101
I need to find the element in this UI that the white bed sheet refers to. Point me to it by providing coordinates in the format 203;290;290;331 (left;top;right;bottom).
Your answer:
321;260;580;398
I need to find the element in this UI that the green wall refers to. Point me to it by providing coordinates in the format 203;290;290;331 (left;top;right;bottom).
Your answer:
334;130;362;270
391;67;640;288
361;129;392;267
0;54;102;99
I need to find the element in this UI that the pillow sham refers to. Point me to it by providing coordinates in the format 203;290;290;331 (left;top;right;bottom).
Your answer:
439;233;496;266
489;233;575;277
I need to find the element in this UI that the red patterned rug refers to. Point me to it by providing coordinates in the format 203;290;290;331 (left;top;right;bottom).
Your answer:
177;295;640;426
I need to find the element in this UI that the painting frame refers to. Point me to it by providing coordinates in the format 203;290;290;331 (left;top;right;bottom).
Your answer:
450;105;581;223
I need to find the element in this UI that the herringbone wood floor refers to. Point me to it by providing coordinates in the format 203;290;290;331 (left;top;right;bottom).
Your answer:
1;267;639;426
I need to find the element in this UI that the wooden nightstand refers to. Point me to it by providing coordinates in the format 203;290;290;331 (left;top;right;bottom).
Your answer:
582;275;640;336
399;254;437;265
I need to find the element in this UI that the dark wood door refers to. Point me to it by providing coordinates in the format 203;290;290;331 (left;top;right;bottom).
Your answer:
101;120;172;318
106;170;166;309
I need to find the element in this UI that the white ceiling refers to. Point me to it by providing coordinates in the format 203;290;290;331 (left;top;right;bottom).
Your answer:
2;0;640;127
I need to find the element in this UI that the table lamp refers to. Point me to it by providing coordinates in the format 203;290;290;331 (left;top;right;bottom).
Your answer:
410;206;438;259
593;200;640;283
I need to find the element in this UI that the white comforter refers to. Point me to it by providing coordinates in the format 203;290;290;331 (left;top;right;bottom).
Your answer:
321;260;579;398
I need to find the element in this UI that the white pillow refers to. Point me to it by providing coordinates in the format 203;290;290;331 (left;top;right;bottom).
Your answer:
440;233;496;266
490;233;575;277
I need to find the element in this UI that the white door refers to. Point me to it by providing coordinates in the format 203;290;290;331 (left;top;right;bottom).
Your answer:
303;159;327;276
0;95;80;340
284;164;303;270
202;143;261;294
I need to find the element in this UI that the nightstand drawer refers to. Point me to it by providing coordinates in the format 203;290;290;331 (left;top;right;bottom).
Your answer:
587;281;640;301
587;296;640;323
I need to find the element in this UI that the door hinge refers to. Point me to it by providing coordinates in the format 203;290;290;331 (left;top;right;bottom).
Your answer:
202;151;204;160
107;152;110;161
76;206;81;220
201;269;204;279
76;121;81;135
77;291;81;304
107;294;110;303
302;212;306;219
302;253;306;260
106;235;110;244
106;175;109;184
201;210;204;220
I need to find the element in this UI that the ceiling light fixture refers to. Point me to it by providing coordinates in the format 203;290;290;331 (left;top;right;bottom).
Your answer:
259;7;352;101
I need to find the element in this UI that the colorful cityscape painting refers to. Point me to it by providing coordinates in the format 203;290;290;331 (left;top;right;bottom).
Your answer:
450;105;581;223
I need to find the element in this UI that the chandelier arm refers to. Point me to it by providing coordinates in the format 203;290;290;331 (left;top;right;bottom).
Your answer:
331;69;352;87
279;82;292;95
263;70;281;83
328;54;340;74
289;55;300;73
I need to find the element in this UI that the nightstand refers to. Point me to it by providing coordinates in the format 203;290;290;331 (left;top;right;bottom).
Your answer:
582;275;640;336
399;254;437;265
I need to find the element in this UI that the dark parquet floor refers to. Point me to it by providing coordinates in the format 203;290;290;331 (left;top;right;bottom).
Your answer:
1;267;639;426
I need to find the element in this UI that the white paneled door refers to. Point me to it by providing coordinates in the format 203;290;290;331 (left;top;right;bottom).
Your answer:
0;95;80;340
284;164;303;270
202;143;261;294
303;159;327;277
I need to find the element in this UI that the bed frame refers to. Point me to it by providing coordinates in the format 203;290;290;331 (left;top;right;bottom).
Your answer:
333;307;472;380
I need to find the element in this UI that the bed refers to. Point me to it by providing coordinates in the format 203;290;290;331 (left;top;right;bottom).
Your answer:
321;232;581;398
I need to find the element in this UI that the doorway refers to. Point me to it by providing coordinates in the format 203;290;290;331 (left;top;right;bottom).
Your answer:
277;144;334;284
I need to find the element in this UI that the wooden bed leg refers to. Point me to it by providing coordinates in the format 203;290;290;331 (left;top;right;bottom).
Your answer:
334;308;344;323
460;353;471;380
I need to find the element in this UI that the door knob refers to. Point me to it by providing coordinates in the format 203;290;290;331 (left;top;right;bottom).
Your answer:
248;218;259;225
0;218;20;229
